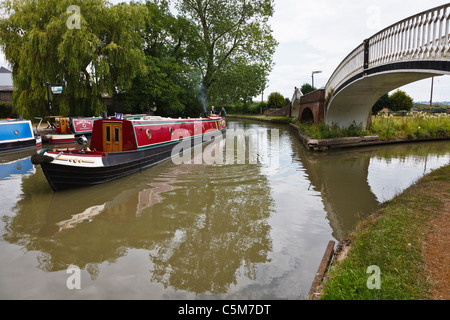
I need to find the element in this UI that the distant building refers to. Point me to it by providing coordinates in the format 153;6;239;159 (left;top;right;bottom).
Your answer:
0;66;14;102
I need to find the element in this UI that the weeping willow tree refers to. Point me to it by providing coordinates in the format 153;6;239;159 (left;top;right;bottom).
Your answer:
0;0;147;118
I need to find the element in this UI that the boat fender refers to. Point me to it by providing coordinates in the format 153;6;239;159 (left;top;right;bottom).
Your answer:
31;150;55;165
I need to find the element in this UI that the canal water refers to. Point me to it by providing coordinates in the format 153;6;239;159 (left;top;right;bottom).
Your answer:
0;120;449;299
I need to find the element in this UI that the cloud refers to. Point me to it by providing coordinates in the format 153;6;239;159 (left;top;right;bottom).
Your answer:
265;0;450;101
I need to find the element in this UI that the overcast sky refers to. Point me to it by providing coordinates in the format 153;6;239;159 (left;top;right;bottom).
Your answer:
1;0;448;102
267;0;449;102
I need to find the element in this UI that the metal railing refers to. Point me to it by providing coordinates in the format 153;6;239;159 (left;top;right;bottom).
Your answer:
325;4;450;100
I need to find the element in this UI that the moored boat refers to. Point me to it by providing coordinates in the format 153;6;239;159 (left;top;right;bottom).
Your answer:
0;119;41;154
41;116;100;144
70;117;101;136
32;115;226;191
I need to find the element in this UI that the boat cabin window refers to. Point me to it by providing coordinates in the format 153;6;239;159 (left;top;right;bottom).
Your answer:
106;126;111;142
115;126;120;142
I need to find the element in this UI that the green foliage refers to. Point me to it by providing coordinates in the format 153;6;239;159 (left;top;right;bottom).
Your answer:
413;103;449;114
371;113;450;140
267;92;286;109
0;0;147;118
300;83;316;95
176;0;277;107
390;90;413;112
295;121;367;139
372;90;414;114
0;101;17;118
209;59;268;107
296;113;450;141
222;102;268;115
321;165;450;300
372;94;391;115
117;1;202;117
0;0;277;119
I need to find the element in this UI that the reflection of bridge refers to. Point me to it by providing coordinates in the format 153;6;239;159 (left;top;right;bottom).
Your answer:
291;4;450;128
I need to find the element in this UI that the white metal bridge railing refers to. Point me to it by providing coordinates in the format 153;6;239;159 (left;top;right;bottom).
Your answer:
325;3;450;100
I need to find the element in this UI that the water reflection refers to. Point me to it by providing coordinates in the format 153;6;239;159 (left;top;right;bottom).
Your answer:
0;150;36;179
300;151;379;241
4;156;274;294
0;121;448;299
293;140;449;240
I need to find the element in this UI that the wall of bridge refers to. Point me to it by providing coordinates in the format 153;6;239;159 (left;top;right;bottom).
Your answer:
294;89;325;124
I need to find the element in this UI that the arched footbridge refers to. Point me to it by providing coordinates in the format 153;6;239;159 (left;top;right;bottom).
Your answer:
293;4;450;129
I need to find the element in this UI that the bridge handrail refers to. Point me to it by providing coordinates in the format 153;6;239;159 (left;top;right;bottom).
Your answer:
325;4;450;100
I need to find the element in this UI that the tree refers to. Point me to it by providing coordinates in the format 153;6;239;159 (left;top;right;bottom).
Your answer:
118;0;203;117
389;90;413;112
300;83;316;95
267;92;286;109
372;93;391;114
176;0;277;110
0;0;147;118
208;58;269;106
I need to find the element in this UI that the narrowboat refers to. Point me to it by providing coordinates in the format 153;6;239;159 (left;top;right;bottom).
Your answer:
31;115;226;191
42;116;100;144
0;119;41;154
59;116;101;136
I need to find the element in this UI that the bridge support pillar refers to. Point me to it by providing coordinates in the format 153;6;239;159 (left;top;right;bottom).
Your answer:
296;89;325;124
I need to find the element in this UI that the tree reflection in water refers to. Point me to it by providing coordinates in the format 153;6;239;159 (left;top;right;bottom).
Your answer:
5;153;274;294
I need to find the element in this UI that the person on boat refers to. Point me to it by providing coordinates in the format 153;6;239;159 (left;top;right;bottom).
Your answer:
210;106;217;115
219;106;226;117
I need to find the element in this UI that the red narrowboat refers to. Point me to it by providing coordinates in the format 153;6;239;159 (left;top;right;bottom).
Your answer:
32;115;226;191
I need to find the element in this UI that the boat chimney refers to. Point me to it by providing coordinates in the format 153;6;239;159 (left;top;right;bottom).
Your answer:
102;111;108;119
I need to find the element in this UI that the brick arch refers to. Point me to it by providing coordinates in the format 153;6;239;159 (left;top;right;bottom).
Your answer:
291;89;325;125
299;107;314;123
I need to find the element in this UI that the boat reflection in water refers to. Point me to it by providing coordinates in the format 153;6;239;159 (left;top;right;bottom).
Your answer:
9;147;274;295
0;150;36;179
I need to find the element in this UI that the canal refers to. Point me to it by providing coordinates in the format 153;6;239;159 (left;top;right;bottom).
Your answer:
0;119;449;299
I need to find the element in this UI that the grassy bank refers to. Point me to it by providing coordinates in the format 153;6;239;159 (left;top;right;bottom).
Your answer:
320;164;449;300
295;112;450;141
227;114;292;123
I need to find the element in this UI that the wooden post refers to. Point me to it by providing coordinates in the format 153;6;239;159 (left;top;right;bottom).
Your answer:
308;240;335;300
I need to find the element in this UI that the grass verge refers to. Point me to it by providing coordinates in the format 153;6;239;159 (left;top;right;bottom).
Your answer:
320;164;449;300
226;114;292;123
294;114;450;141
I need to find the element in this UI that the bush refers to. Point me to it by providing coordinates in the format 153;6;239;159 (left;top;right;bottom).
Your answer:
267;92;286;109
372;90;414;114
300;83;316;95
389;90;413;112
0;101;17;118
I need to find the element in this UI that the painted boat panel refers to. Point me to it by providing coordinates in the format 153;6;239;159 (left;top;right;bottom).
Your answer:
0;120;39;153
71;117;100;135
0;120;33;141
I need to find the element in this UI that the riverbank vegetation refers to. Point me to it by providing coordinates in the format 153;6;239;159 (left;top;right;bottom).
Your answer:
293;112;450;141
320;164;449;300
